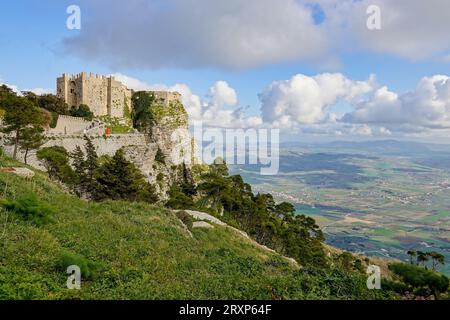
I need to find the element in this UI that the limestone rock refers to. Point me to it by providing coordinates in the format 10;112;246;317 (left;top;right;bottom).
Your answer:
192;221;214;229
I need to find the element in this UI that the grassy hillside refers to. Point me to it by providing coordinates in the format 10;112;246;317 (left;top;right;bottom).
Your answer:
0;155;392;300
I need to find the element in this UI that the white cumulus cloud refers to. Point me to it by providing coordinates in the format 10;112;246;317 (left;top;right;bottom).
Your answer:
343;75;450;131
259;73;373;127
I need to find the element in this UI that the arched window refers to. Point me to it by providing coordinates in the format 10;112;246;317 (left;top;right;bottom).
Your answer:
69;81;76;94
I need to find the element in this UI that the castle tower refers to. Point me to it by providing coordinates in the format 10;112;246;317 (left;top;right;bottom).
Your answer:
56;72;132;118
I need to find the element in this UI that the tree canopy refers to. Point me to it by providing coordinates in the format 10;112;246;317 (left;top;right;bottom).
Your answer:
0;95;48;160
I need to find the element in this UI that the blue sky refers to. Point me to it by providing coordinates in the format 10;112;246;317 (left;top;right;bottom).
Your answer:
1;0;450;141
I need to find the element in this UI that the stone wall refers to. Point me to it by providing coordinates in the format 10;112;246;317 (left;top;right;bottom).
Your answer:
43;133;149;157
47;115;92;135
2;129;198;200
5;133;150;171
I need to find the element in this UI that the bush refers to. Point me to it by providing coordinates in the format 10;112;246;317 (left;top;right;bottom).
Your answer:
155;147;166;164
0;194;54;226
389;262;450;299
381;279;409;294
166;185;195;210
69;104;94;121
175;210;194;231
56;251;99;280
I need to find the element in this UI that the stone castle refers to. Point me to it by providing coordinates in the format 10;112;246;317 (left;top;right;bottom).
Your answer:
57;72;182;118
57;72;132;118
1;72;198;199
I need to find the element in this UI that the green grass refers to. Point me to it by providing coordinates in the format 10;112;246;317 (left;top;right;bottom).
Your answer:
373;228;395;237
0;155;393;300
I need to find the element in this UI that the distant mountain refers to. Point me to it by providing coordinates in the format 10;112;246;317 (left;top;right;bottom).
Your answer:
282;140;450;156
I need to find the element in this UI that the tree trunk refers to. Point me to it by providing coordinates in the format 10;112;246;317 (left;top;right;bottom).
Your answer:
12;130;19;160
24;148;29;164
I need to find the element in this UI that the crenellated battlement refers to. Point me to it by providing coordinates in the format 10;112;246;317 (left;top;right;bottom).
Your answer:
60;72;119;81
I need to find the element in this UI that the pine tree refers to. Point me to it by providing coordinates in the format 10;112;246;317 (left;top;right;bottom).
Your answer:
94;149;158;203
407;250;417;265
180;163;196;196
70;146;86;196
83;136;99;195
71;146;86;176
0;96;47;160
19;125;46;164
428;251;445;271
417;251;429;267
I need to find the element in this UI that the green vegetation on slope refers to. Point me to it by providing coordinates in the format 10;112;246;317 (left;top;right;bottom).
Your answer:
0;155;392;300
169;159;328;268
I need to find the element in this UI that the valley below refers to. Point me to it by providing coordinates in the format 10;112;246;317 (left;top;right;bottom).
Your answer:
230;140;450;275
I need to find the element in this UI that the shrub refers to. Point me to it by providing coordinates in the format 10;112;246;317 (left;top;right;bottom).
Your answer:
175;210;194;231
166;185;195;210
389;262;450;299
156;172;165;183
69;104;94;120
56;251;99;280
381;279;409;294
155;147;166;164
0;194;54;226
